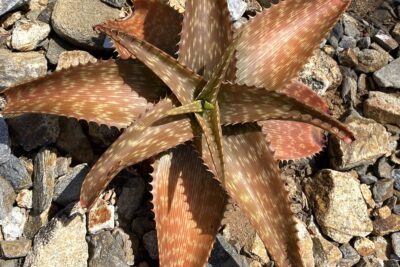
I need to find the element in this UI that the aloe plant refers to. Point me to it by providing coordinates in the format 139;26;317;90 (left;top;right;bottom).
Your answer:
0;0;353;266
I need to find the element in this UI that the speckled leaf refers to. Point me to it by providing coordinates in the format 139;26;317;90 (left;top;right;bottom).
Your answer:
178;0;233;79
152;144;226;266
2;60;152;129
98;0;182;58
235;0;351;89
80;99;195;209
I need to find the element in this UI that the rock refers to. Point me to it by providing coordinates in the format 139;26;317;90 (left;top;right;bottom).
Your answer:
0;50;47;90
360;184;376;209
7;114;60;151
23;211;49;239
32;149;57;215
112;228;137;266
45;37;74;65
304;170;373;243
142;230;158;260
0;116;11;164
1;207;27;240
342;13;361;38
340;67;358;105
373;30;399;51
339;36;357;49
354;237;375;257
227;0;247;21
355;49;390;73
384;260;399;267
56;117;94;163
53;164;88;206
54;157;71;178
15;189;32;209
11;19;50;51
373;57;400;88
0;155;31;191
296;220;314;267
372;179;394;203
339;243;361;267
0;177;15;222
247;234;269;265
88;199;115;234
365;92;400;128
101;0;127;8
329;116;392;170
56;50;97;70
299;50;342;94
360;175;378;185
373;214;400;235
392;232;400;258
37;1;56;24
51;0;120;50
208;234;250;267
0;259;20;267
357;37;371;49
392;23;400;43
356;255;384;267
87;122;120;147
394;169;400;191
338;48;359;68
131;216;155;238
331;21;344;41
376;206;391;219
394;205;400;215
117;177;145;222
374;157;393;179
88;231;130;267
312;235;342;267
371;236;389;261
0;239;31;259
0;0;27;17
24;214;88;267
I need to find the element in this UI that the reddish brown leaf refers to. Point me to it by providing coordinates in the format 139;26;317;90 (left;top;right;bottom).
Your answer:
98;0;182;58
235;0;351;90
152;144;226;266
80;99;195;209
178;0;233;79
2;60;152;129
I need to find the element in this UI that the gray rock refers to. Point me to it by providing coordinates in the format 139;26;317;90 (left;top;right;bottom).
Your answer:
7;114;60;151
0;239;31;259
372;178;394;203
329;116;392;170
143;230;158;260
304;170;373;243
53;164;89;206
331;21;344;41
373;58;400;89
392;233;400;258
0;177;15;222
227;0;247;21
375;157;393;179
37;1;56;24
131;216;155;238
56;117;94;163
23;214;88;267
373;30;399;51
32;149;57;215
357;37;371;49
0;0;28;17
339;36;357;49
54;157;71;178
0;49;47;90
392;23;400;43
394;205;400;215
88;231;130;267
0;116;11;164
339;243;361;267
340;67;358;105
208;234;250;267
23;212;48;240
100;0;127;8
394;169;400;191
0;259;20;267
360;175;378;185
342;13;361;38
112;228;137;266
384;260;399;267
11;19;50;51
117;177;145;222
355;49;390;73
0;155;31;191
1;207;27;240
87;122;120;147
45;37;74;65
312;236;342;267
356;255;383;267
51;0;120;50
364;92;400;127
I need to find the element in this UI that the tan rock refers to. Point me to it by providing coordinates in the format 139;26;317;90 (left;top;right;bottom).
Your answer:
296;219;314;267
373;214;400;235
312;236;342;267
376;206;391;220
354;237;375;256
364;92;400;127
360;184;376;208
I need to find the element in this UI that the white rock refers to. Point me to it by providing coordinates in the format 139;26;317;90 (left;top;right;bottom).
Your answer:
11;19;50;51
1;207;27;240
227;0;247;21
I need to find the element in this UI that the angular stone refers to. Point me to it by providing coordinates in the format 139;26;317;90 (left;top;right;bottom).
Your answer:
88;231;130;267
356;255;384;267
0;259;20;267
23;214;88;267
88;199;115;234
342;13;361;38
339;36;357;49
354;237;375;257
117;177;145;223
15;189;32;209
329;116;392;170
51;0;120;49
53;164;88;206
360;175;378;185
312;236;342;267
338;48;359;68
56;117;94;163
45;37;74;65
373;58;400;89
358;37;371;49
100;0;127;8
374;157;393;179
7;114;59;151
305;170;373;243
227;0;247;21
371;236;389;261
392;232;400;258
0;177;15;222
0;239;31;259
112;228;137;266
394;169;400;191
372;179;394;203
355;49;390;73
143;230;158;260
0;0;27;17
392;23;400;43
0;50;47;90
247;234;270;265
11;19;50;51
299;50;342;94
56;50;97;71
339;243;360;267
296;220;314;267
0;155;31;191
0;116;11;164
208;234;250;267
1;207;27;240
377;206;391;219
23;212;49;240
32;149;57;215
373;30;399;51
373;214;400;235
